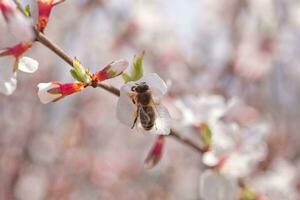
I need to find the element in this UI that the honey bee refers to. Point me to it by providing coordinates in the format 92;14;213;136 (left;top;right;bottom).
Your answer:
116;73;171;135
130;82;157;131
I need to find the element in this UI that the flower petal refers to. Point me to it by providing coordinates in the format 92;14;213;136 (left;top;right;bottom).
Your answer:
202;152;219;167
7;13;34;43
145;104;171;135
199;170;238;200
137;73;167;102
116;83;137;126
18;57;39;73
0;73;17;95
37;82;61;104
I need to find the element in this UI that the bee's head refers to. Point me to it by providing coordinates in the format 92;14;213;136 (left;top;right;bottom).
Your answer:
132;82;149;93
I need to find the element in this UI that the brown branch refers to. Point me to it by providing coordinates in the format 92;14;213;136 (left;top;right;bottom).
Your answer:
34;29;206;154
35;30;73;66
169;130;206;154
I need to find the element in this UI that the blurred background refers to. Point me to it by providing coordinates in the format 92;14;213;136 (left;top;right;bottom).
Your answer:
1;0;300;199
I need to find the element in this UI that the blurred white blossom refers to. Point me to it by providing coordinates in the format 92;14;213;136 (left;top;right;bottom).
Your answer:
0;0;34;48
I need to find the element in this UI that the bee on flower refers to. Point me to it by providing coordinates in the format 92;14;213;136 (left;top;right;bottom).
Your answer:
116;73;171;135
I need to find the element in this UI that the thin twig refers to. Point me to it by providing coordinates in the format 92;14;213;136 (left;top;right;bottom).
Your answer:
169;130;206;154
35;30;73;66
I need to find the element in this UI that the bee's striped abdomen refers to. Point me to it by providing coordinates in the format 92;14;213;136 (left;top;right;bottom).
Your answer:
140;106;155;130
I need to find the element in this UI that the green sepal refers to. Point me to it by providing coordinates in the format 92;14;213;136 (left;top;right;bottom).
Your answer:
25;5;31;17
122;51;144;83
200;123;212;147
240;188;257;200
71;58;90;83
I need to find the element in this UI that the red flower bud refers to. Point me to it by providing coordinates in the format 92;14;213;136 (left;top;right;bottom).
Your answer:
0;42;32;58
94;59;128;81
37;0;64;32
38;82;84;104
144;136;165;169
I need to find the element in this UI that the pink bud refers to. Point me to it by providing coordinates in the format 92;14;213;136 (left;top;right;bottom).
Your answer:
37;82;84;104
144;136;165;169
37;0;64;32
95;59;128;81
0;42;32;58
0;0;14;20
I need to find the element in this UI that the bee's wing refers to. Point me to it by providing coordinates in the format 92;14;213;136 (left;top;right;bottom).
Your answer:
116;84;137;127
149;103;171;135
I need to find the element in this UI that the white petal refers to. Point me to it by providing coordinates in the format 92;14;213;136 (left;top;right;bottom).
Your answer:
150;104;171;135
116;83;137;126
18;57;39;73
7;12;34;43
0;57;17;95
0;73;17;95
220;153;252;178
138;73;167;102
110;59;129;73
37;83;61;104
202;152;219;167
199;170;238;200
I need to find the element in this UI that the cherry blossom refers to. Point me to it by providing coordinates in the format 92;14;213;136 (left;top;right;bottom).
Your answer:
92;59;129;82
175;94;269;178
0;43;38;95
0;0;34;48
37;82;85;104
116;73;171;135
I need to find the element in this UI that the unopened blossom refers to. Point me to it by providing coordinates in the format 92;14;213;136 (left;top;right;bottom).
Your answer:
37;82;85;104
92;59;129;82
144;136;164;169
199;169;238;200
0;43;38;95
36;0;65;32
117;73;171;135
0;0;34;47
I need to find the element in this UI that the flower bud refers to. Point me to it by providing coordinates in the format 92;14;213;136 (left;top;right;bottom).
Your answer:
37;0;64;32
37;82;84;104
95;59;128;81
0;42;32;58
144;136;164;169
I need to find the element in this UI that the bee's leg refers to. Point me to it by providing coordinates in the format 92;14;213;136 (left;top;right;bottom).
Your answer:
131;106;139;129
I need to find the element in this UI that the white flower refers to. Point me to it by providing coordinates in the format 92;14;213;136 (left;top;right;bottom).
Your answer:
174;94;227;126
199;170;238;200
205;121;269;178
175;94;270;178
0;0;34;48
249;159;299;200
0;56;38;95
116;73;171;135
